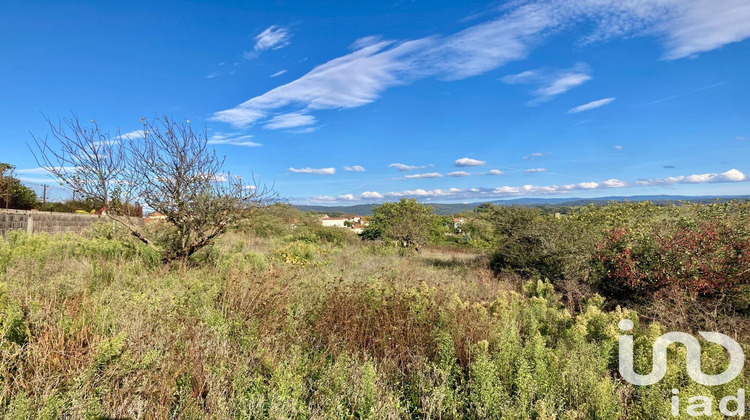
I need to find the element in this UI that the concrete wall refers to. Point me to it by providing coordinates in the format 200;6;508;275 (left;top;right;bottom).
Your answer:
0;209;102;237
321;219;347;228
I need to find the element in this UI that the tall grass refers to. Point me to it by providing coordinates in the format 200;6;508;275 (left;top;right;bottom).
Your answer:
0;224;747;418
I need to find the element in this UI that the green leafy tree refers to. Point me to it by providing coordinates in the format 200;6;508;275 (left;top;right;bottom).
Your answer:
428;215;453;244
0;163;38;210
361;198;434;247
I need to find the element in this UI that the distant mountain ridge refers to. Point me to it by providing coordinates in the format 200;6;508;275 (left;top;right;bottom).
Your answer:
294;195;750;216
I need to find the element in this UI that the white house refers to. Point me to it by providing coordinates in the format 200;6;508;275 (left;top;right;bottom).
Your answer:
321;216;348;228
321;215;364;231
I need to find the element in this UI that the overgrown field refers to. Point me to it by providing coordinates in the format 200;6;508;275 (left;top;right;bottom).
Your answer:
0;204;748;418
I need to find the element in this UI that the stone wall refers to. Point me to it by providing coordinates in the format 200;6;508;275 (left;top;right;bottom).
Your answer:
0;209;103;237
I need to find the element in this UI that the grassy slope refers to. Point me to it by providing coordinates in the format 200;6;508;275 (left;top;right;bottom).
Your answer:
0;229;747;419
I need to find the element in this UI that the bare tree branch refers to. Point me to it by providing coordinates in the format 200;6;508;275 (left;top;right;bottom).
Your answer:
31;114;275;262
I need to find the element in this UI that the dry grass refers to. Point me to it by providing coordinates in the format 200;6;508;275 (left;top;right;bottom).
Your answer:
0;229;747;419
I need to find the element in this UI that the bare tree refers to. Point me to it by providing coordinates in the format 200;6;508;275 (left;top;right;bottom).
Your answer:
32;114;273;262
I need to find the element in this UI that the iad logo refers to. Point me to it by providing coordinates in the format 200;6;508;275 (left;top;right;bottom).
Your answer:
618;319;746;417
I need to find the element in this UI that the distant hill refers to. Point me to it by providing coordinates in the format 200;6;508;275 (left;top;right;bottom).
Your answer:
294;195;750;216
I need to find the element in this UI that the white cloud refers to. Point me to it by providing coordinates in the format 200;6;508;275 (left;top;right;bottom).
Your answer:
414;3;555;80
455;157;486;167
601;179;628;188
263;112;316;130
721;169;747;181
524;168;548;173
214;39;432;127
388;163;430;171
660;0;750;59
537;72;591;96
635;169;747;185
568;97;616;113
270;70;288;78
311;195;336;202
447;171;471;177
289;167;336;175
488;169;505;175
344;165;366;172
254;25;291;52
16;176;60;184
350;35;383;50
348;169;747;202
214;1;750;128
502;63;592;103
403;172;443;179
338;194;358;201
287;126;318;134
614;145;623;150
211;108;267;128
116;129;147;139
523;152;546;160
360;191;384;199
207;133;262;147
15;166;77;174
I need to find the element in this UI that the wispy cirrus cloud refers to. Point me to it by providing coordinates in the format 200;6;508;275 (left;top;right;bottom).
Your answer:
568;97;616;113
263;112;316;130
502;63;592;104
207;133;262;147
388;163;431;171
242;26;292;61
344;165;366;172
524;168;548;173
289;167;336;175
645;81;725;106
350;35;383;50
214;1;750;129
215;39;431;127
254;25;291;52
270;70;288;78
455;157;486;167
523;152;546;160
658;0;750;60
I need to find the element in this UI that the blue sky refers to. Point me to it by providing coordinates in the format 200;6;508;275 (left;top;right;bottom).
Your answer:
1;0;749;204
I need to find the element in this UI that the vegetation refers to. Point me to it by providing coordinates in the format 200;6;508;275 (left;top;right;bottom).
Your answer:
31;115;272;262
0;201;748;418
0;163;37;210
359;199;456;249
361;198;435;247
459;201;750;327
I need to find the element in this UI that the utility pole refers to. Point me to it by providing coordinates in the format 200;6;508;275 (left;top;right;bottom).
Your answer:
42;184;47;205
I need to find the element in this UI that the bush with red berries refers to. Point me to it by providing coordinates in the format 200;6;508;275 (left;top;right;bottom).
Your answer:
595;218;750;311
